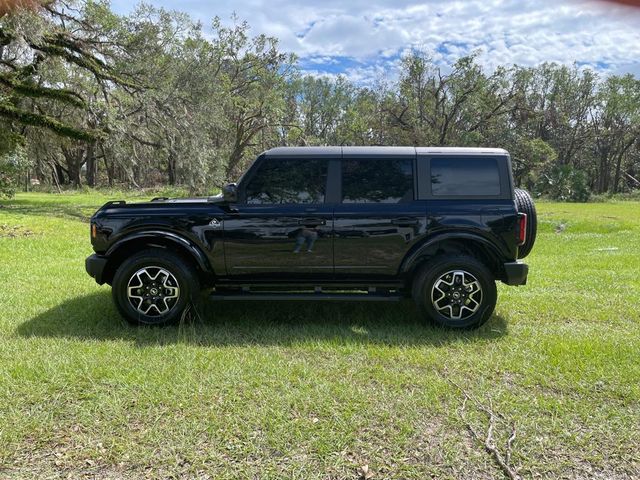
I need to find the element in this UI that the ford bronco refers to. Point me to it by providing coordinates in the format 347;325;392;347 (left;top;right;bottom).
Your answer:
86;147;536;328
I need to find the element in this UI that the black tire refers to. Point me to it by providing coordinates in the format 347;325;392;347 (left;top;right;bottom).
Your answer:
112;249;199;326
514;188;537;259
412;255;497;329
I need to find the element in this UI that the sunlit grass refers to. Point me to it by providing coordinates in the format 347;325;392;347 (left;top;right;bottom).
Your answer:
0;193;638;478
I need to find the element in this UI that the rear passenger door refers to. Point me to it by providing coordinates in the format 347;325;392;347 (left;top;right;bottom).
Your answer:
333;151;428;279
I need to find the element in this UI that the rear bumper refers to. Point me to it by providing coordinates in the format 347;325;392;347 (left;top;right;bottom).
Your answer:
502;261;528;286
85;254;108;285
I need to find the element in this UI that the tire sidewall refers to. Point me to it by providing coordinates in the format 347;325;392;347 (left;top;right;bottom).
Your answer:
112;251;197;326
515;188;537;259
414;257;497;329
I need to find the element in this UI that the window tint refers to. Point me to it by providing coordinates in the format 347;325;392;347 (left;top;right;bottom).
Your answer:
342;158;414;203
431;157;501;196
245;158;328;204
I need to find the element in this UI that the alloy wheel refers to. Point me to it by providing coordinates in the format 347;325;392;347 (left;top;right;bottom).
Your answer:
126;266;180;316
430;270;483;320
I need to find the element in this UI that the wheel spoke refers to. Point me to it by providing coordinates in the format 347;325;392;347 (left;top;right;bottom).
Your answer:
126;266;181;317
466;296;480;308
164;286;179;299
430;269;483;321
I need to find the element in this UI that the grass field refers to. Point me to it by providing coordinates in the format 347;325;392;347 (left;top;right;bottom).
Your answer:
0;192;639;479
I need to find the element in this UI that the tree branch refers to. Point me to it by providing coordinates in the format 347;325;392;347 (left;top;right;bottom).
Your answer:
0;102;103;141
0;73;85;107
449;378;522;480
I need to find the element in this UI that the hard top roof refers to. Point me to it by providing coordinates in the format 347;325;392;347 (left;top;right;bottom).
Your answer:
263;146;508;157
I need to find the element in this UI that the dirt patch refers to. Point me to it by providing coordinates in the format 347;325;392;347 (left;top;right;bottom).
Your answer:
0;224;35;238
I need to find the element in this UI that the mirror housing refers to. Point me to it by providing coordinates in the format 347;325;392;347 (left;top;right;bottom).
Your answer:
223;183;238;203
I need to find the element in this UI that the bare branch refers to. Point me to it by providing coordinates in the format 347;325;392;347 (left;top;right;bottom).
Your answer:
450;378;522;480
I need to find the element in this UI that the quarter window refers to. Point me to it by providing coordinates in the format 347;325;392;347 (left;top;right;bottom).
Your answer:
342;158;414;203
245;158;328;204
431;157;501;196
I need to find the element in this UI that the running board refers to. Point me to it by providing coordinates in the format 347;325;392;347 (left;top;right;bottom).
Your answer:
209;292;403;302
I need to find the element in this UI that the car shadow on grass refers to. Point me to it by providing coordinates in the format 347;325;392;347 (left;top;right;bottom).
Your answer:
17;290;508;347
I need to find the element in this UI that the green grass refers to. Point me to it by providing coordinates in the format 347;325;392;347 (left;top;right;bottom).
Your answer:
1;193;639;479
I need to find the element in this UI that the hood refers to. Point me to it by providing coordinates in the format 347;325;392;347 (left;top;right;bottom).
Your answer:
91;195;226;220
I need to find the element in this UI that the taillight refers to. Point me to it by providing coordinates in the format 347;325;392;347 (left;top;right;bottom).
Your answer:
516;213;527;245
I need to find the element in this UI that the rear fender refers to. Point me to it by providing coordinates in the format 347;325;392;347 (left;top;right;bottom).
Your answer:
400;232;504;277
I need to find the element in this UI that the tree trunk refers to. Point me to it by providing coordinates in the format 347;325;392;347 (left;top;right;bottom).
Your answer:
226;146;243;182
85;142;97;187
54;162;67;185
49;161;62;193
613;153;624;194
63;146;85;187
598;153;610;194
167;152;176;185
68;159;82;187
101;145;114;187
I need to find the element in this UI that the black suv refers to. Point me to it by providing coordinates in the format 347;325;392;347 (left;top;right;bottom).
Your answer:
86;147;536;328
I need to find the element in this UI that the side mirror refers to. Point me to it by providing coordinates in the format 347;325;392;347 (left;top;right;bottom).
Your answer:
223;183;238;203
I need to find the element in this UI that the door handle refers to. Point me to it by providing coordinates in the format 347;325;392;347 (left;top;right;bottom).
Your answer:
298;218;327;226
391;217;419;227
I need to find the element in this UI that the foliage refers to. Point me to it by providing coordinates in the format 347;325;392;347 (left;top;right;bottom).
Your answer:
0;2;639;199
0;130;30;197
537;164;591;202
0;2;139;140
511;138;557;190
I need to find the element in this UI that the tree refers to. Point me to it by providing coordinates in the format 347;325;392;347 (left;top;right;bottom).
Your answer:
0;1;139;140
0;0;144;189
391;52;518;147
2;1;639;199
213;17;296;182
591;74;640;193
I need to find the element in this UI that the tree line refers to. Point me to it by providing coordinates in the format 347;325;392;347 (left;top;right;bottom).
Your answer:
1;1;639;200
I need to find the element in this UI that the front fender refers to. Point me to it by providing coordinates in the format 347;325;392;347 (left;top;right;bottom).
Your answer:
106;230;212;273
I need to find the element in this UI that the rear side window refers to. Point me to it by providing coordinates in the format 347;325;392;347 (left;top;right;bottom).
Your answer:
431;157;501;196
245;158;328;204
342;158;414;203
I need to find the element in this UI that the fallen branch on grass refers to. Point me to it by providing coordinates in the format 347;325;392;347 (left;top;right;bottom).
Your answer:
450;379;521;480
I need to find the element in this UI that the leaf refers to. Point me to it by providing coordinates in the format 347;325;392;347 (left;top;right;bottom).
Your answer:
357;464;374;480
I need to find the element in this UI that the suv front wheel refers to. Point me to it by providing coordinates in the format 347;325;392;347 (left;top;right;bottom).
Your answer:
112;249;199;326
412;255;497;329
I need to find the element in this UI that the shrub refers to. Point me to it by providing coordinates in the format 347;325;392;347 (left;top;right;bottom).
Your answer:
0;143;30;199
536;164;591;202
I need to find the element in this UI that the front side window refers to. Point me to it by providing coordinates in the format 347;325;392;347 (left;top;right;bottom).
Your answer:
342;158;414;203
431;157;501;196
245;158;328;204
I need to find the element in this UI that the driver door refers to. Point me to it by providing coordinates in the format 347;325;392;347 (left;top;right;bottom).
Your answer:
222;155;334;280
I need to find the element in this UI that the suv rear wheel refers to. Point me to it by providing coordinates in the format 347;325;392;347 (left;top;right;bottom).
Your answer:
412;255;497;328
112;249;199;326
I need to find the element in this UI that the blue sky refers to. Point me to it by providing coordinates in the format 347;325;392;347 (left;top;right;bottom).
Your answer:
111;0;640;84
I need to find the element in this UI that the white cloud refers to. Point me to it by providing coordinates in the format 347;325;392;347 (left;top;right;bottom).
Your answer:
111;0;640;81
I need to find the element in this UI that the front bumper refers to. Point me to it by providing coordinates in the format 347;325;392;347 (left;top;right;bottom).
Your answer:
502;261;528;286
85;254;108;285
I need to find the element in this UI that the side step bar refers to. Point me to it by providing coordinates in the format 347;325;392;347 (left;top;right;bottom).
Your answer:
209;292;403;302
